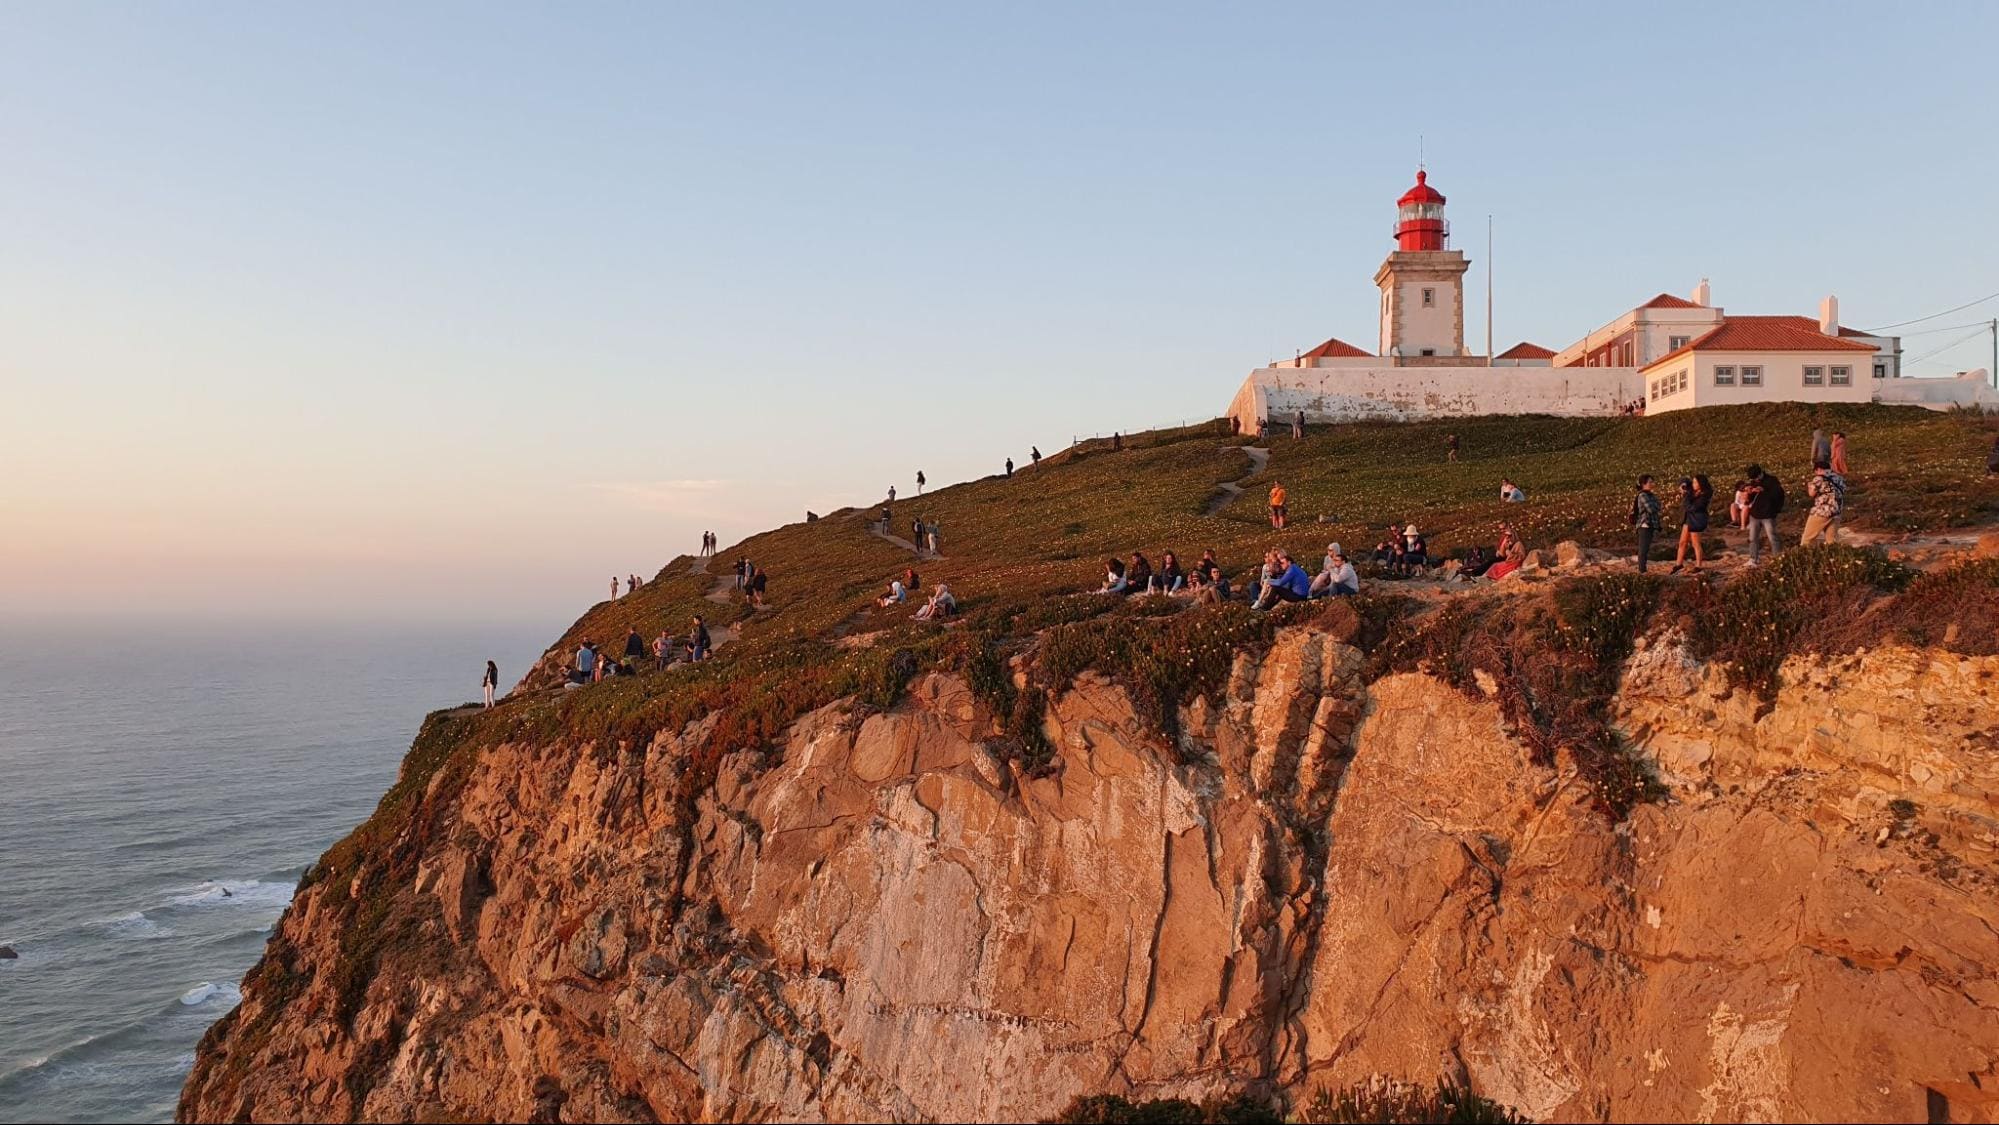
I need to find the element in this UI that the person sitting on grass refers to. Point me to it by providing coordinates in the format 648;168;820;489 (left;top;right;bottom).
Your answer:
1485;535;1528;581
915;583;957;621
1308;542;1341;597
1394;525;1429;577
1194;551;1230;601
878;578;907;607
1500;479;1526;503
902;567;921;592
1253;550;1313;609
1124;551;1154;595
1156;551;1185;594
1372;527;1402;566
1100;558;1127;594
1313;545;1359;597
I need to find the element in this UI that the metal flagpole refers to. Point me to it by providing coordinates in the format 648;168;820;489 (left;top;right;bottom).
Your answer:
1486;214;1494;364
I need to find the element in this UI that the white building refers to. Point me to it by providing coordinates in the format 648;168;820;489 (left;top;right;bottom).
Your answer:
1226;171;1984;428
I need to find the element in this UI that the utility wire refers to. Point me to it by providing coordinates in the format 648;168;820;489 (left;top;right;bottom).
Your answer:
1901;327;1990;369
1861;290;1999;333
1895;319;1994;338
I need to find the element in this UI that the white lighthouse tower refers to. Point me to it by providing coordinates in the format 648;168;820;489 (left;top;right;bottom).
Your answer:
1373;169;1471;362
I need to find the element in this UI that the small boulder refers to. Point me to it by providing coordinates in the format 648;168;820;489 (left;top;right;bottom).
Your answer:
0;945;17;960
1555;540;1586;568
1522;549;1545;571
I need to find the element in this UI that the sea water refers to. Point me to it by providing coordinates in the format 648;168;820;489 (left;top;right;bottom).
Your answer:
0;620;549;1123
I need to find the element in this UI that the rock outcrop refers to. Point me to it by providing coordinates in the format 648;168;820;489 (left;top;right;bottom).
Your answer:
180;626;1999;1124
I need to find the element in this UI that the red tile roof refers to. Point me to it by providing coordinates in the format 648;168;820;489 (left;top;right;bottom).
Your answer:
1640;314;1877;371
1300;336;1373;360
1641;292;1702;309
1494;341;1555;360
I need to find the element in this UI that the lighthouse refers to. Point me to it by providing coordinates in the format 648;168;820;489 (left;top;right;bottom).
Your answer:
1374;169;1471;362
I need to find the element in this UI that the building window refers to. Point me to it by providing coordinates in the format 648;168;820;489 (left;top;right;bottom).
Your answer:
1422;288;1435;307
1669;335;1690;351
1714;365;1735;386
1650;379;1659;398
1830;365;1851;385
1874;362;1887;379
1677;370;1688;394
1742;365;1762;386
1419;348;1435;357
1803;365;1824;385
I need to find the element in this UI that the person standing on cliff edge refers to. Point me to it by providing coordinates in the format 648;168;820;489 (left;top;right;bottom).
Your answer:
482;660;498;709
1630;475;1661;573
916;470;926;494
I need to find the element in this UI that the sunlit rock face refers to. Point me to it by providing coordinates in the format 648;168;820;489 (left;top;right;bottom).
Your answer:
182;629;1999;1124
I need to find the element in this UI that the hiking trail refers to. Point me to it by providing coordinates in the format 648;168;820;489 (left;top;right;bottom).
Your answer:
1204;444;1271;516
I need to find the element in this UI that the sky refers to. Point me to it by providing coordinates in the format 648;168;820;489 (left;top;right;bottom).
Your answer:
3;2;1996;625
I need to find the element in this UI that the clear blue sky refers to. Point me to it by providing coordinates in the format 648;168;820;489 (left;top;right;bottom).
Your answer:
4;3;1995;623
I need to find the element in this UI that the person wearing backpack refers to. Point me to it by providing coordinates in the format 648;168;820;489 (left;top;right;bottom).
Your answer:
1629;475;1662;573
1800;460;1847;545
1742;463;1785;565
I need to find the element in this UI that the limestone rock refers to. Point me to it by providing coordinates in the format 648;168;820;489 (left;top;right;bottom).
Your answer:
1554;539;1585;567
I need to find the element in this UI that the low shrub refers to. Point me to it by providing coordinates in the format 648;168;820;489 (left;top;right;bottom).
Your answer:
1674;544;1914;702
1300;1079;1529;1123
1052;1092;1281;1124
1379;574;1665;817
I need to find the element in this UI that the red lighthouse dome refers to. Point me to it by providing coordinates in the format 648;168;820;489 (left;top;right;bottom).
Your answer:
1394;169;1448;252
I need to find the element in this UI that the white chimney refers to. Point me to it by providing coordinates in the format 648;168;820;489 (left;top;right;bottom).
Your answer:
1692;278;1710;307
1820;294;1839;336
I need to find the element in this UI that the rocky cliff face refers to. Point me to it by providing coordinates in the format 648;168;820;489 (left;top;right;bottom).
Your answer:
180;625;1999;1123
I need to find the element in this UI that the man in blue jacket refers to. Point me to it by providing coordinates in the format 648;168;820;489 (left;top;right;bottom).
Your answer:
1253;550;1313;609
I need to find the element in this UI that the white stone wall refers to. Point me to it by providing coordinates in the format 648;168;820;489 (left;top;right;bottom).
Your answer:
1874;369;1998;410
1227;365;1641;428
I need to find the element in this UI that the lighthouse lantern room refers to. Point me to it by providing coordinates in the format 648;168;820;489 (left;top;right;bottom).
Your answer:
1394;170;1449;251
1374;168;1472;361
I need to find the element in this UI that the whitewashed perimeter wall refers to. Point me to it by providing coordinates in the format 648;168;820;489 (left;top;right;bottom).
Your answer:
1874;370;1999;411
1227;365;1642;428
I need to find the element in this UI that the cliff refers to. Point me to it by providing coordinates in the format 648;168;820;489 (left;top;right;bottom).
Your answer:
179;593;1999;1122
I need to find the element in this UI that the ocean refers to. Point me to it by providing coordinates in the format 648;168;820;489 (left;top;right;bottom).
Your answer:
0;620;551;1124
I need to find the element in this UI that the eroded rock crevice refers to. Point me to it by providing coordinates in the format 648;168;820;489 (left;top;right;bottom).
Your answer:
181;630;1999;1124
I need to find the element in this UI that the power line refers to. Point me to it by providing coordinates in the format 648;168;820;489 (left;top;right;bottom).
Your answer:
1862;290;1999;333
1895;319;1994;338
1902;326;1990;369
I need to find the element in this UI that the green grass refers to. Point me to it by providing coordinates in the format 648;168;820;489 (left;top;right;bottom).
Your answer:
471;403;1996;808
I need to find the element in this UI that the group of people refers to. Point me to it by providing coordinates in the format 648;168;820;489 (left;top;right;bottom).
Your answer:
698;531;718;556
1629;428;1852;573
1370;525;1432;577
732;557;770;606
1099;549;1240;603
876;567;957;619
1618;399;1648;417
1248;544;1359;608
565;617;714;687
613;573;645;598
